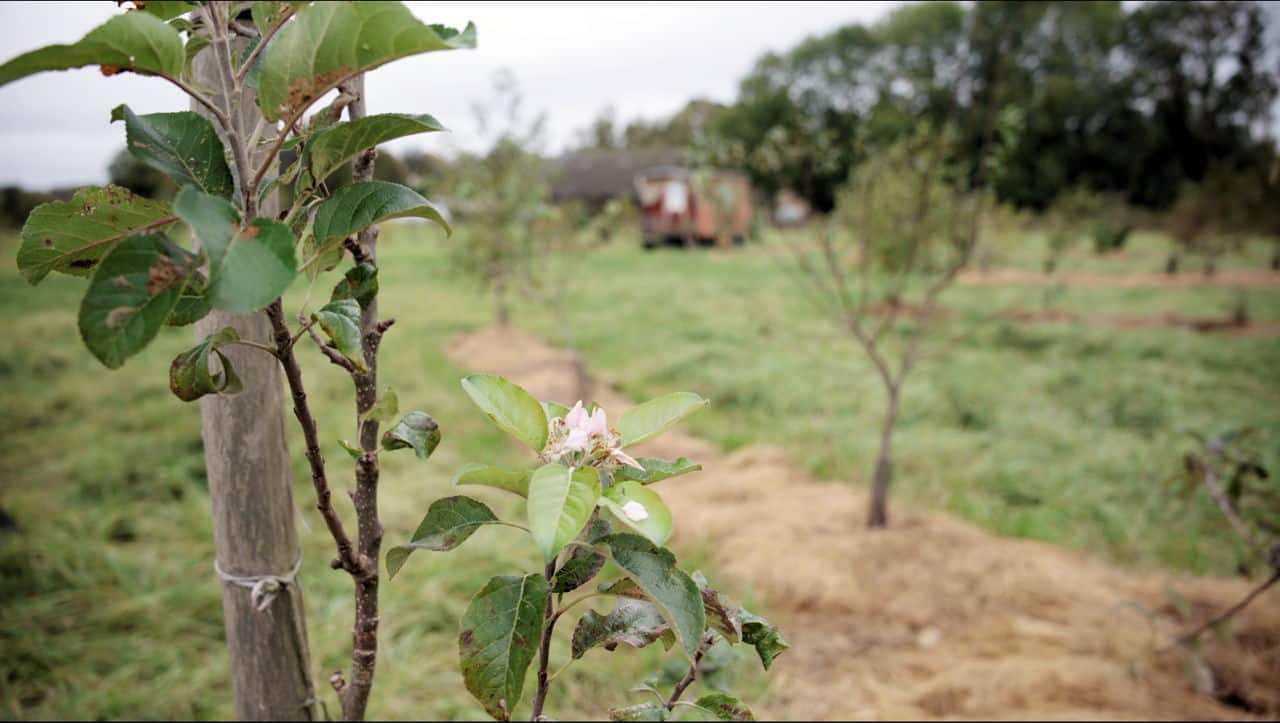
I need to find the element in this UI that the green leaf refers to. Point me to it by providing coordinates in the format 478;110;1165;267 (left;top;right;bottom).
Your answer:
78;235;196;369
572;598;671;659
528;464;600;562
602;481;673;547
169;326;244;402
459;574;546;721
608;703;668;722
598;576;647;600
360;387;398;423
256;1;475;121
690;572;741;645
339;439;363;460
617;393;709;447
251;1;298;35
387;496;498;577
690;694;755;722
111;105;233;198
17;185;177;284
615;457;703;485
173;187;297;312
453;463;532;498
740;609;789;671
300;113;447;189
551;543;606;593
166;272;213;326
600;534;705;660
0;12;183;87
137;1;194;21
543;400;570;420
460;374;549;451
311;180;451;245
381;411;440;460
331;262;378;308
312;298;365;370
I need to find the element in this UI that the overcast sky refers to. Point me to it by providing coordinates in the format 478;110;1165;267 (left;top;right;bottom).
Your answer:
0;1;898;190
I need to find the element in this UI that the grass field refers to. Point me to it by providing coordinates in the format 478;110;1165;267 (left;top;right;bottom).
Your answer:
1;221;1277;719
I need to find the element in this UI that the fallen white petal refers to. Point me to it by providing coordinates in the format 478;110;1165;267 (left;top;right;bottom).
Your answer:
621;500;649;522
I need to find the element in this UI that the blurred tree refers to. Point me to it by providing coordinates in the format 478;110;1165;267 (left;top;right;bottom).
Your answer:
108;146;177;199
447;70;553;326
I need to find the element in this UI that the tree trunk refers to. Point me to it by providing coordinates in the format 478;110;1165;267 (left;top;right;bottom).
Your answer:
494;276;510;326
193;27;315;721
866;389;899;529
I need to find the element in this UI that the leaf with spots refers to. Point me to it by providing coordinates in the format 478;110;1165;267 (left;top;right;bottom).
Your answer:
331;262;378;309
690;571;741;644
600;533;705;659
551;542;606;593
0;12;184;87
381;411;440;460
111;105;233;198
739;609;788;671
77;234;197;368
571;598;671;659
458;574;547;721
689;694;755;721
169;326;243;402
256;1;475;121
386;496;498;577
608;703;667;721
17;185;177;285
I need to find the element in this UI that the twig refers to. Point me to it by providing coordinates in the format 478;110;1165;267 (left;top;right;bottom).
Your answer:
235;6;296;85
337;74;385;723
665;634;714;711
265;299;363;577
1166;571;1279;650
530;559;559;721
303;318;357;372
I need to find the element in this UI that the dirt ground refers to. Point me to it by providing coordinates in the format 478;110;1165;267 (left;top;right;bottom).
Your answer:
959;268;1280;291
447;326;1280;721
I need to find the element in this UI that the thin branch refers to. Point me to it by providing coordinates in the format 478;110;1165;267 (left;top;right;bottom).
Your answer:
287;316;318;350
665;634;715;711
531;559;559;721
221;338;280;357
303;320;358;372
265;300;364;577
235;6;296;85
163;76;228;128
1166;571;1279;651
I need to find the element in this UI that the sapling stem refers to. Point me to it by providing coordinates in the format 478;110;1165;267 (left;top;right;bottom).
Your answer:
665;634;714;710
531;559;559;721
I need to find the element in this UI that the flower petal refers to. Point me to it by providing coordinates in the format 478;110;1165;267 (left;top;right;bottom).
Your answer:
565;400;588;428
612;448;645;470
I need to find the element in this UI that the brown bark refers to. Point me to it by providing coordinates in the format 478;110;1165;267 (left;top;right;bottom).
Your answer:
866;387;899;529
191;14;315;720
338;74;385;723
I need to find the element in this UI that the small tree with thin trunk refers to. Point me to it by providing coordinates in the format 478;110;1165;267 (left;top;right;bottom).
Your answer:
446;70;550;326
789;115;1018;528
1;2;472;718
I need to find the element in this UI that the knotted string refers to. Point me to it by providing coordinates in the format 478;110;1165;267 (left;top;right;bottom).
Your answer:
214;551;303;612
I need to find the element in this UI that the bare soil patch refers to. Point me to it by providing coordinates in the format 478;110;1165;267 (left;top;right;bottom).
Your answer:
448;325;1280;721
960;268;1280;291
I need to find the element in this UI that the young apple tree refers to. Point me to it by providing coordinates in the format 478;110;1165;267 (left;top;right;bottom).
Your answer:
1;2;472;718
389;379;788;721
789;113;1020;529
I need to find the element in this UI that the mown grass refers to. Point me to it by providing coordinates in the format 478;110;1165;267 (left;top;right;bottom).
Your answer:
1;221;1276;719
0;228;766;720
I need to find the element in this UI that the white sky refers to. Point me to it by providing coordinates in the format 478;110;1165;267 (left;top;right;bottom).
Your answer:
0;1;898;190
